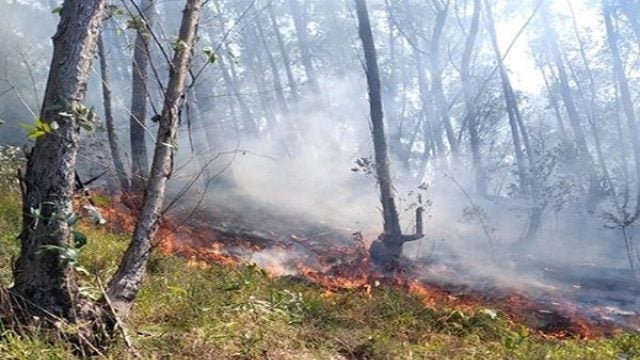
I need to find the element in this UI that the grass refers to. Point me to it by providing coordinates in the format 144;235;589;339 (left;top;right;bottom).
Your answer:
1;189;640;359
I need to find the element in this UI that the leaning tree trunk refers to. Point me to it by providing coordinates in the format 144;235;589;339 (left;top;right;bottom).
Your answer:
106;0;203;317
129;0;155;195
355;0;422;272
12;0;105;320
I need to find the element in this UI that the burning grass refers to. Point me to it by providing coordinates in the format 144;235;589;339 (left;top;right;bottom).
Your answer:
1;191;640;358
99;194;629;340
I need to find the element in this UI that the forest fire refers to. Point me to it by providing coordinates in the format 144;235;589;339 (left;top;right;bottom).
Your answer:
97;196;632;340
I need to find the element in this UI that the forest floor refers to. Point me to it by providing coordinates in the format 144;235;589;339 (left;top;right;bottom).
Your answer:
1;190;640;359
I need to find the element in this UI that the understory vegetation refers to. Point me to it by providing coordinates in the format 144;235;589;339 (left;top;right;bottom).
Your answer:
0;178;638;358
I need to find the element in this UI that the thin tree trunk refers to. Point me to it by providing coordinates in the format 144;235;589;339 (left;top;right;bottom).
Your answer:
12;0;106;320
567;0;612;192
604;3;640;218
106;0;203;317
256;18;288;115
268;4;299;101
355;0;422;271
484;0;531;194
462;0;486;196
541;2;599;196
98;32;130;193
288;0;319;93
129;0;155;194
429;0;457;155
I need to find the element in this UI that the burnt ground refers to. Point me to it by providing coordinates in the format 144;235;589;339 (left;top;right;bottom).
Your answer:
103;191;638;338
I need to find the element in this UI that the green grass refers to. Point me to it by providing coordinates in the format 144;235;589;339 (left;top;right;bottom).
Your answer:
1;190;640;359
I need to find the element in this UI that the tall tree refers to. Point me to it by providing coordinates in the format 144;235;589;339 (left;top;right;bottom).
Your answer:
484;0;531;195
288;0;320;93
106;0;203;317
98;29;130;194
355;0;422;271
540;1;599;197
129;0;155;194
604;1;640;218
429;0;458;155
12;0;106;319
462;0;487;196
268;3;299;101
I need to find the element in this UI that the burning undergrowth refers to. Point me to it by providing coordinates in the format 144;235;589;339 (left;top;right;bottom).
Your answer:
99;193;637;340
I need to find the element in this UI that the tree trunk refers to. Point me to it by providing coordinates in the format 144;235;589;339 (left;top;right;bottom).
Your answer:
106;0;203;317
541;3;599;197
268;4;299;101
98;32;130;194
484;0;531;194
129;0;155;195
429;0;457;155
12;0;105;320
355;0;422;271
288;0;319;93
604;3;640;218
462;0;486;196
256;17;289;115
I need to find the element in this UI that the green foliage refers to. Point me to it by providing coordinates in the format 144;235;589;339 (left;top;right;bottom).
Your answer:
172;39;187;52
106;4;125;17
20;118;53;140
69;103;99;131
51;6;62;15
202;46;217;64
126;15;146;32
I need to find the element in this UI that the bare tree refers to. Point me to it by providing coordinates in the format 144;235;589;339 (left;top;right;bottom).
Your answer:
98;29;130;193
462;0;486;196
106;0;204;317
288;0;319;93
355;0;423;271
129;0;155;195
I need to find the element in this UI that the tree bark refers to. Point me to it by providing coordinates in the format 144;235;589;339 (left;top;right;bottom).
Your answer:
106;0;203;317
12;0;106;320
129;0;155;195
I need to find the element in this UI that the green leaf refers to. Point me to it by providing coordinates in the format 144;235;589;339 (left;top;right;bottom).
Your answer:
21;118;53;141
203;47;217;64
51;6;62;15
172;40;187;52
